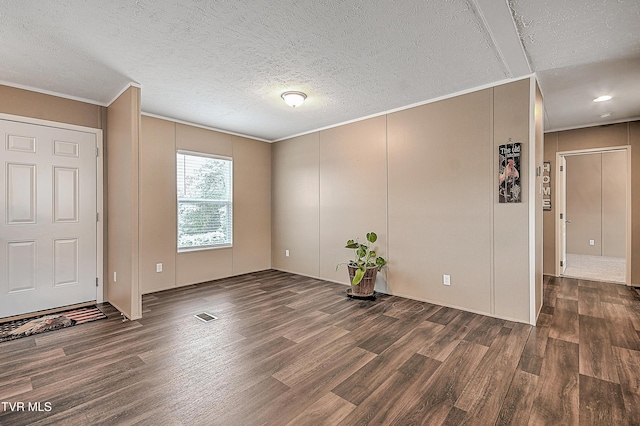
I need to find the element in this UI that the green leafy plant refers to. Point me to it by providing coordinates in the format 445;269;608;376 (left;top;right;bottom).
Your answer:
336;232;387;285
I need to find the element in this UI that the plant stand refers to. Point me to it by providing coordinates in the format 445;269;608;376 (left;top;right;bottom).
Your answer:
346;288;377;300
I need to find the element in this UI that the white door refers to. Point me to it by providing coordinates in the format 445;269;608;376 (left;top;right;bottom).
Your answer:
0;119;97;318
559;155;567;275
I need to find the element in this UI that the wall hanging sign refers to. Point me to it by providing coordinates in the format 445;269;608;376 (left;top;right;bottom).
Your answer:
542;161;552;210
499;140;521;203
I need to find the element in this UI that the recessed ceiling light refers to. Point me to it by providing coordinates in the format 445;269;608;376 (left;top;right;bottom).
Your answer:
281;91;307;107
593;95;612;102
600;112;612;118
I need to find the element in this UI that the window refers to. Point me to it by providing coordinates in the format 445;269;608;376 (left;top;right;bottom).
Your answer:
177;151;232;251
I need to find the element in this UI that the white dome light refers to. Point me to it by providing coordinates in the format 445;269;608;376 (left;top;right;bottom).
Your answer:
281;91;307;107
593;95;612;102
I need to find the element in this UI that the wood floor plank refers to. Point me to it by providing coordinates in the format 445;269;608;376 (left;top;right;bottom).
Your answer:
452;324;531;424
521;321;551;361
462;315;505;347
331;320;444;405
579;374;627;425
389;340;488;425
495;370;539;426
256;347;377;426
528;338;579;426
442;407;468;426
613;346;640;422
285;392;356;426
337;353;441;425
549;297;579;344
0;378;32;400
578;286;604;318
557;277;579;300
602;302;640;351
579;314;620;383
418;310;477;361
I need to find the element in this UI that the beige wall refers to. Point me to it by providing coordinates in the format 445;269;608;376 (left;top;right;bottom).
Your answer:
493;79;533;322
272;78;541;324
139;117;272;293
602;151;627;258
319;117;388;287
106;86;142;319
566;153;602;256
139;116;177;293
0;84;103;129
232;136;272;275
388;89;492;314
271;133;320;277
543;121;639;284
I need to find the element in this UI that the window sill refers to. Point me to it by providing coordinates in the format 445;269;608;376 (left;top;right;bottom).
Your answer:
177;244;232;254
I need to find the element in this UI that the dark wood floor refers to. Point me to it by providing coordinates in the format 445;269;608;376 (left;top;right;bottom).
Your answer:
1;270;640;425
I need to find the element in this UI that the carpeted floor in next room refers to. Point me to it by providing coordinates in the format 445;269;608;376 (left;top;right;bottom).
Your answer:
564;253;625;283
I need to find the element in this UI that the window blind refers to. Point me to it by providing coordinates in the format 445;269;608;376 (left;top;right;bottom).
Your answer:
177;151;232;251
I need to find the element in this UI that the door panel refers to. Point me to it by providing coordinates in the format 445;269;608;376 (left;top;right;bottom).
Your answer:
1;119;97;318
53;238;79;286
7;241;36;292
53;167;79;222
7;163;36;224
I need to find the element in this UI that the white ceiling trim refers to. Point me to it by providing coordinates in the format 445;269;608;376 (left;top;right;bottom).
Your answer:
141;112;271;143
471;0;531;77
0;78;108;107
545;116;640;134
273;74;535;143
107;82;142;107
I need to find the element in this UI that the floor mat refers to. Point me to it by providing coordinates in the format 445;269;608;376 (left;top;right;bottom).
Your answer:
0;306;107;343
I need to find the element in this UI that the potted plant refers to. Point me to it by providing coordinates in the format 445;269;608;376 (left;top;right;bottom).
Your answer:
336;232;387;298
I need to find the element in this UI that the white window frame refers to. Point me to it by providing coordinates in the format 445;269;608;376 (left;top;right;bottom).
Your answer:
176;150;233;252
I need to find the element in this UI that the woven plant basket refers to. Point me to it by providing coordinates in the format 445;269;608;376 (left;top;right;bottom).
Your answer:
347;265;379;297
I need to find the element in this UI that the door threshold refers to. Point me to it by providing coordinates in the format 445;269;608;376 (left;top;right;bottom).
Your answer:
1;301;96;323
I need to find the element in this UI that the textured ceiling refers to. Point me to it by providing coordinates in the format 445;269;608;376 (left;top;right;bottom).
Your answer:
0;0;638;140
510;0;640;131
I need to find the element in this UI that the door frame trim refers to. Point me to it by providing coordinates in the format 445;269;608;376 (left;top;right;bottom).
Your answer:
555;145;632;285
0;113;105;302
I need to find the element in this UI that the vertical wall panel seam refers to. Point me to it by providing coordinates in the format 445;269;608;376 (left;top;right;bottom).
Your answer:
490;88;495;315
317;132;321;277
231;137;235;275
385;113;390;293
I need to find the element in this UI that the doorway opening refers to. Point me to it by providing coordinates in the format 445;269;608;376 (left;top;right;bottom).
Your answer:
555;146;631;284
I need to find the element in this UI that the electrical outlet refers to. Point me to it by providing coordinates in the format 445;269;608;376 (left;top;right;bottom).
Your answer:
443;274;451;286
285;250;290;257
113;271;117;283
156;263;163;273
589;240;595;246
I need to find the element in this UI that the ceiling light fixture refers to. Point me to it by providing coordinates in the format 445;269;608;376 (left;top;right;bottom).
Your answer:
593;95;612;102
281;91;307;107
